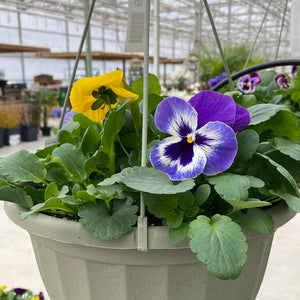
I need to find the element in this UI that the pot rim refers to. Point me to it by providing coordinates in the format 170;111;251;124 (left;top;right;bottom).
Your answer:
4;201;297;250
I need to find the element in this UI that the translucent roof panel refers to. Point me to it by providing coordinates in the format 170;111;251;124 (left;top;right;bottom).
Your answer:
0;0;292;59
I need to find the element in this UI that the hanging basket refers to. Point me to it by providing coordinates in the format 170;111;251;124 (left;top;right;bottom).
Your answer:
4;201;296;300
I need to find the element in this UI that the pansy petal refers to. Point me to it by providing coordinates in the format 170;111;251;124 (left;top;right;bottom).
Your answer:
150;136;207;181
110;86;139;102
189;91;236;129
195;121;237;175
62;111;78;126
155;97;198;136
232;104;250;132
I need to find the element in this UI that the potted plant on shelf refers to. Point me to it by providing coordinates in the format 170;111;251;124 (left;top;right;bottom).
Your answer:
20;102;39;142
0;68;299;300
25;89;58;136
0;100;23;146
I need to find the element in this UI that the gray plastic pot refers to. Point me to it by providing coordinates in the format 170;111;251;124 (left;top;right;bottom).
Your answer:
4;201;296;300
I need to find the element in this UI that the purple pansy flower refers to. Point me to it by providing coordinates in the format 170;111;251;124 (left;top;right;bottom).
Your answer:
291;65;297;77
14;288;26;295
208;72;227;88
62;110;78;126
39;291;45;300
237;72;261;93
150;91;250;181
274;73;290;90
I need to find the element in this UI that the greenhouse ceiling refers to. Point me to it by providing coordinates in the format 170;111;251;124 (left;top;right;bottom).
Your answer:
0;0;292;60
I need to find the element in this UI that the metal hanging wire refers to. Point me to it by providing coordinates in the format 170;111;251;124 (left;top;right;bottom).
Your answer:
202;0;234;90
243;0;273;69
58;0;96;129
137;0;151;252
274;0;288;60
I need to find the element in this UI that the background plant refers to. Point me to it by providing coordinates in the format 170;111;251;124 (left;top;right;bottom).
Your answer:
0;101;23;128
191;44;265;86
25;90;58;128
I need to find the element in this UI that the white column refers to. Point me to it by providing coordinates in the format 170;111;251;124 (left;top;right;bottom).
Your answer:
290;0;300;57
153;0;160;78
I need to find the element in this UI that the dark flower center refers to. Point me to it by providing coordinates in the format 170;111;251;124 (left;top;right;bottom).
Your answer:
91;86;117;110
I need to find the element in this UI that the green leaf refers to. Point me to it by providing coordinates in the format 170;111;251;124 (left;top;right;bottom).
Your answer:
257;154;299;197
119;167;195;194
148;93;164;113
208;174;251;201
248;104;285;125
270;190;300;213
73;112;102;131
78;197;138;240
194;184;211;206
45;182;68;200
131;74;161;101
268;151;300;182
0;186;33;208
53;143;86;182
143;193;179;218
225;197;271;210
167;210;184;229
188;214;247;279
87;183;124;200
0;150;46;183
75;190;96;203
232;208;274;234
251;110;300;142
36;144;57;158
245;175;265;188
231;129;259;169
102;106;126;175
239;94;257;108
273;138;300;161
57;121;81;144
178;191;194;209
81;126;101;156
20;197;75;220
169;223;189;243
259;70;277;86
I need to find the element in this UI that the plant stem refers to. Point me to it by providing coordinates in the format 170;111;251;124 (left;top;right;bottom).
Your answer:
108;141;116;176
117;134;130;157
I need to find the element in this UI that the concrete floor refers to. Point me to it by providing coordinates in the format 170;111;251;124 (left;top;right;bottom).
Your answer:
0;132;300;299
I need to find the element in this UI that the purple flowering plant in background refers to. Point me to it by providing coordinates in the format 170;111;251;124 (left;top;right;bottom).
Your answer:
150;91;250;180
208;71;227;88
0;285;45;299
237;71;261;93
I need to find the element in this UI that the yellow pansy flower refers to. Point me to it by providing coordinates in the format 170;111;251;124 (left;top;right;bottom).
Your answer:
70;70;138;122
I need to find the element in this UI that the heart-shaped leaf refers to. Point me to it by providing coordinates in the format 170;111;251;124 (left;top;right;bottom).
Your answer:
189;214;247;279
79;197;138;240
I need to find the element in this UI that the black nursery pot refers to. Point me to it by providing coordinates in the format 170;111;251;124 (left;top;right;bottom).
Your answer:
0;128;3;148
41;126;51;136
21;124;38;142
3;127;21;146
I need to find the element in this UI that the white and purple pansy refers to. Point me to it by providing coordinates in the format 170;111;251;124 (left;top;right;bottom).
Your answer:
150;91;250;181
237;72;261;93
274;73;290;90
